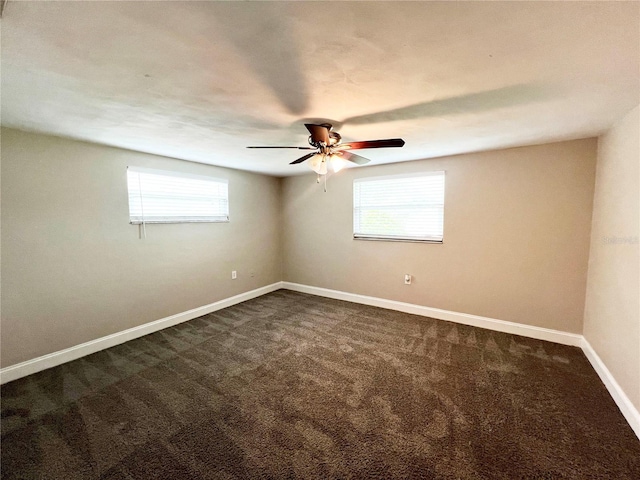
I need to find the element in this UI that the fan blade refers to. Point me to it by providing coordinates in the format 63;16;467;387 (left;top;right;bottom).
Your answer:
339;151;371;165
305;123;331;145
340;138;405;150
247;146;315;149
290;152;317;165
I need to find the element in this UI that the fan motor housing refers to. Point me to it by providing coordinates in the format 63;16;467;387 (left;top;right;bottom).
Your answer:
308;131;341;148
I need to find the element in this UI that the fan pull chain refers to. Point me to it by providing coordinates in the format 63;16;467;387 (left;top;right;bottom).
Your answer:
315;173;328;192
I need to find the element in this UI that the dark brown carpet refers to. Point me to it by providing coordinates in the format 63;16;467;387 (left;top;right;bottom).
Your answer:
2;290;639;479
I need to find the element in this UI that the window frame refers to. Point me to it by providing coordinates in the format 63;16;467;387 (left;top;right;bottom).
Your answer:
353;171;445;244
127;166;229;225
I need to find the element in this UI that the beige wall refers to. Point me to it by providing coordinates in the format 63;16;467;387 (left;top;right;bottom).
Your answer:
584;105;640;411
0;128;282;367
0;130;601;370
283;139;597;333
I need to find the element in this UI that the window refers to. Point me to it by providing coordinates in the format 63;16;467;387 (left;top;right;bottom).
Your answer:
353;172;445;242
127;166;229;224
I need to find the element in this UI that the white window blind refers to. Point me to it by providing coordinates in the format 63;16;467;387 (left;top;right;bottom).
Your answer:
127;166;229;224
353;172;445;242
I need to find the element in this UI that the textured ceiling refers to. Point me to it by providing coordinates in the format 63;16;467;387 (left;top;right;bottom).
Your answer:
1;1;639;176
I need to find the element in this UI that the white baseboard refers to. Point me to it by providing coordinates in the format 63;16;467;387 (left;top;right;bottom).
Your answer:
0;282;283;385
281;282;583;346
282;282;639;440
580;338;640;440
3;281;638;442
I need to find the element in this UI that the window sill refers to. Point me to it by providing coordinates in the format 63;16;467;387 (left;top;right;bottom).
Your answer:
130;219;229;225
353;236;443;244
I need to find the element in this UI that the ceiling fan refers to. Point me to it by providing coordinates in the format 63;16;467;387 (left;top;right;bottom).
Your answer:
247;123;405;175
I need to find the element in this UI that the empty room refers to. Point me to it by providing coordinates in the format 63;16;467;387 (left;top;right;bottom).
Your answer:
1;1;639;479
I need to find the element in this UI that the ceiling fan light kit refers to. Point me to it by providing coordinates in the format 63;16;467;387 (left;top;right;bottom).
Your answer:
308;154;326;175
330;155;345;173
247;123;405;190
308;153;345;175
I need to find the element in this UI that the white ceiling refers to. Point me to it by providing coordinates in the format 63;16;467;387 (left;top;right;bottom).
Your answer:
2;1;639;176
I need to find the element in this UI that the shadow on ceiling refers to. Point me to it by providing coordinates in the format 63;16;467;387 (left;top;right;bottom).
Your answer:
342;84;557;126
212;3;309;116
293;83;556;134
120;2;309;118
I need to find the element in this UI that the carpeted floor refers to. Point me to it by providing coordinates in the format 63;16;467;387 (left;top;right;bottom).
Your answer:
2;290;639;479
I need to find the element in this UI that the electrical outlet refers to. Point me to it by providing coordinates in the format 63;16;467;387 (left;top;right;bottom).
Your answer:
404;274;412;285
232;270;237;280
250;271;255;278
